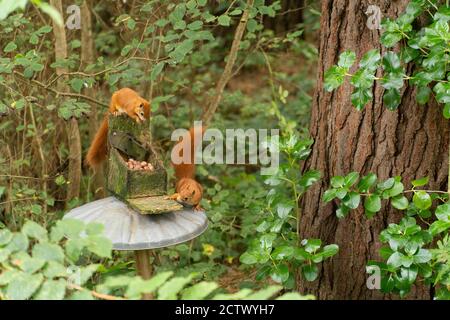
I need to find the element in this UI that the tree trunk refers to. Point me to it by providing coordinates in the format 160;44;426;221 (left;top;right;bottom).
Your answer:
50;0;82;203
81;0;106;199
298;0;449;300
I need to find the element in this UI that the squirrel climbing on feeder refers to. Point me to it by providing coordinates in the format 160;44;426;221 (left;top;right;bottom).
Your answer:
86;88;150;168
166;126;205;211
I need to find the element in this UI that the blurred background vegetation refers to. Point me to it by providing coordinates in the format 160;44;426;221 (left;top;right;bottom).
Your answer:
0;0;321;295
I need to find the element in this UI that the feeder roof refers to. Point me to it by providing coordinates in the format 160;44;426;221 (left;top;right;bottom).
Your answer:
64;197;208;250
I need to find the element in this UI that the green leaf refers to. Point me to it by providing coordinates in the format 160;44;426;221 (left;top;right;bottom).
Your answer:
429;220;450;236
435;203;450;222
351;88;373;110
343;192;361;209
272;246;294;260
377;178;395;191
187;20;203;31
150;62;165;81
218;15;231;26
324;66;346;91
443;104;450;119
365;195;381;214
359;49;381;71
413;191;432;210
338;51;356;69
330;176;345;188
157;275;194;300
276;203;293;219
6;273;43;300
244;286;282;300
270;264;289;283
358;173;377;193
6;233;29;252
70;78;84;93
413;249;431;264
22;220;48;241
302;264;318;281
383;88;401;110
239;252;257;264
411;177;429;187
4;41;17;53
32;242;65;263
181;282;218;300
344;172;359;187
382;52;401;73
86;235;112;258
391;195;409;210
323;189;337;202
34;279;66;300
320;244;339;258
416;86;431;105
387;251;403;268
0;229;13;246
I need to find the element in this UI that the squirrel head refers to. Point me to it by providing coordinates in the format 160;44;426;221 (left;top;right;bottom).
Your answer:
175;178;203;206
128;97;150;122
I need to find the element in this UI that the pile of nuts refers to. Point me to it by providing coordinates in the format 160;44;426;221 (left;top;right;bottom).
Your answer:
127;158;154;171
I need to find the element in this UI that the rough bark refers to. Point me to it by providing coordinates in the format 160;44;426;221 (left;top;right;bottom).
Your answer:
50;0;82;202
81;0;106;199
298;0;449;300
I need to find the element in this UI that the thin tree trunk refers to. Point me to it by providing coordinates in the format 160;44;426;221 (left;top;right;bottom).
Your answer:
81;0;105;199
50;0;82;203
298;0;449;299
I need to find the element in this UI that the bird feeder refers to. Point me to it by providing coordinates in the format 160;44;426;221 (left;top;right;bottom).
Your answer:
64;113;208;299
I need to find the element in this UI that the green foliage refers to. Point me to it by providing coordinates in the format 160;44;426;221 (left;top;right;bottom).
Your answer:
324;173;450;298
0;219;111;300
324;1;450;115
0;0;320;300
239;130;338;288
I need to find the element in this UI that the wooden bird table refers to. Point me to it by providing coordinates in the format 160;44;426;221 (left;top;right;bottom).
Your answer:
64;114;208;299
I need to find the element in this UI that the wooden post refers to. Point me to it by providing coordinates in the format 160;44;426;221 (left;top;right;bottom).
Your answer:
135;249;153;300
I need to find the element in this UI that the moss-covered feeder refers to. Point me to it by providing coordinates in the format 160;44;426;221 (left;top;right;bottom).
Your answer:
106;114;182;214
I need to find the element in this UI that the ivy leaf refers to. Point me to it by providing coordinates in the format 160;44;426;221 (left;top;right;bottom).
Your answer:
338;51;356;69
324;66;346;92
351;88;373;110
416;86;431;105
359;49;381;71
383;88;401;111
323;189;337;202
382;52;402;73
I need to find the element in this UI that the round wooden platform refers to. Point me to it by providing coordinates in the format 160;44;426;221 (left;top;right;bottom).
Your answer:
64;197;208;250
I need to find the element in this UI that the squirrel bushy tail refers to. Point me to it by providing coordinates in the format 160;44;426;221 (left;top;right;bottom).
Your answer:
86;116;108;168
173;126;205;180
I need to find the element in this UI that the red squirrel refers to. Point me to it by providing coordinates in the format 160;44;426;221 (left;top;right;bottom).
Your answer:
86;88;150;168
166;126;205;211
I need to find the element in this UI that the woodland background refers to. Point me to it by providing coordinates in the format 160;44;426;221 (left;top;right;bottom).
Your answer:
0;0;449;300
